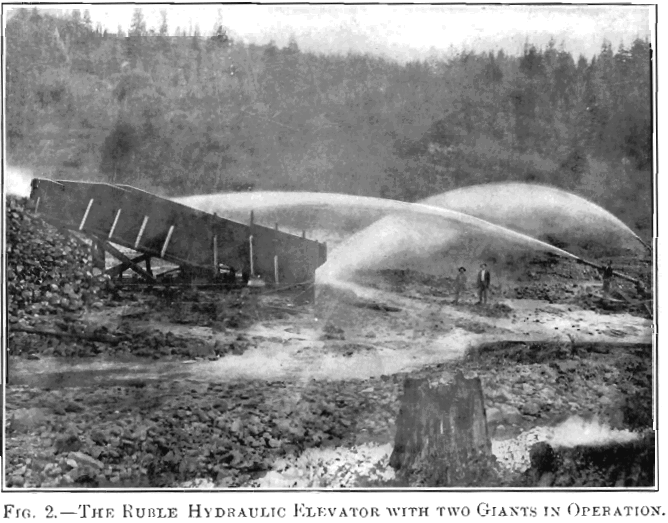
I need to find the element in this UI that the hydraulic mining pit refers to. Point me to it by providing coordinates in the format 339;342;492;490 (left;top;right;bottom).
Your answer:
29;178;327;293
6;182;653;489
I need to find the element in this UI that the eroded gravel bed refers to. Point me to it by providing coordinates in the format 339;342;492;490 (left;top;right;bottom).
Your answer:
6;340;653;488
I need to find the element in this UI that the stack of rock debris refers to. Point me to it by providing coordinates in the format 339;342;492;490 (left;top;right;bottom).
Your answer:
6;196;105;325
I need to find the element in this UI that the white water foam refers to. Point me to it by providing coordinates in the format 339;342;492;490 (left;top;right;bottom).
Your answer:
5;166;34;198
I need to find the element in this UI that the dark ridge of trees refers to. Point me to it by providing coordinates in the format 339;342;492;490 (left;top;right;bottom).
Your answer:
5;8;653;233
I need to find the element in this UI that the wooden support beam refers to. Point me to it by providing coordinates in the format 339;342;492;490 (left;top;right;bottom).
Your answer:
212;213;219;272
93;236;156;282
108;208;122;239
134;215;149;249
213;234;218;271
104;252;151;278
249;235;255;277
161;225;175;258
79;198;94;231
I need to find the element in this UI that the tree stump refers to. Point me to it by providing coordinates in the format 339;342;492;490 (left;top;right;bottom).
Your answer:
389;371;495;486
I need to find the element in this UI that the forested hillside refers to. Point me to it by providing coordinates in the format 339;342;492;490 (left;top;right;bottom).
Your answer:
5;8;653;235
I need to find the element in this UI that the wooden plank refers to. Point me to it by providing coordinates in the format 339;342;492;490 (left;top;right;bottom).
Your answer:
105;252;151;278
93;236;156;282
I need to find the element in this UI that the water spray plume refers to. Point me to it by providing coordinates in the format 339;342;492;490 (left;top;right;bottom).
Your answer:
548;416;639;448
422;182;644;253
317;183;645;290
177;190;581;259
176;191;401;240
4;167;35;198
176;187;644;297
177;184;643;257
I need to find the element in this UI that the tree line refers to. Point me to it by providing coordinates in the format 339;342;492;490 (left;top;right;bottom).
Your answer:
5;8;652;232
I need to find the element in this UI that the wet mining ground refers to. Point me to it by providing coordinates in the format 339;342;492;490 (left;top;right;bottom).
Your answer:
4;253;654;489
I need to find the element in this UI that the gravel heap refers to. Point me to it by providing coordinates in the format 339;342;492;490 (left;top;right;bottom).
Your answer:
5;338;653;488
6;196;104;324
186;443;396;489
7;323;241;360
463;341;653;436
5;378;400;488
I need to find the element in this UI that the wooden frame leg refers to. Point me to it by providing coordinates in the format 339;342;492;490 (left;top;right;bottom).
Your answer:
105;253;151;279
92;235;156;283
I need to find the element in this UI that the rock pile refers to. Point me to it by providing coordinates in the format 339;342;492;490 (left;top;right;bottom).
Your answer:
241;443;396;489
5;338;653;488
6;196;104;325
5;378;389;488
7;325;228;360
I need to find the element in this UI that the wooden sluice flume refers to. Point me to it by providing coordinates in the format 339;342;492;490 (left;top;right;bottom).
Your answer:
29;179;327;289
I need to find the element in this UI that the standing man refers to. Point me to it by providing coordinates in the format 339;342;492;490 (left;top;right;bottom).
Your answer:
477;263;491;305
453;267;467;305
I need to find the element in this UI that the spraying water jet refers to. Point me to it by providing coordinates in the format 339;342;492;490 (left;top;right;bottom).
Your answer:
315;183;647;305
422;182;646;254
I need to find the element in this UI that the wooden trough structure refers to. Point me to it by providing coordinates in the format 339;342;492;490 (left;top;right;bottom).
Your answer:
29;179;327;289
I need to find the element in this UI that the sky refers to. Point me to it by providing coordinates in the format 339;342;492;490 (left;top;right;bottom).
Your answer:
5;3;654;62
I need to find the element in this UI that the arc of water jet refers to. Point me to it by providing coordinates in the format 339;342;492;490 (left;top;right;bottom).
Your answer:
316;207;586;292
177;191;579;261
178;185;646;258
321;211;643;291
179;191;589;292
176;190;647;287
422;182;646;252
174;189;650;303
394;201;581;262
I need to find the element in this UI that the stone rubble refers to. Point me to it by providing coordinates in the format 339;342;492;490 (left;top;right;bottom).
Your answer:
6;196;104;324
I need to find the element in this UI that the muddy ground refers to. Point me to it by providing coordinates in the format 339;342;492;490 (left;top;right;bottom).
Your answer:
6;267;654;488
4;199;655;489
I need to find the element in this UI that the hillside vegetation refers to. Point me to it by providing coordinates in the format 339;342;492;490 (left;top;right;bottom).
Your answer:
5;8;653;236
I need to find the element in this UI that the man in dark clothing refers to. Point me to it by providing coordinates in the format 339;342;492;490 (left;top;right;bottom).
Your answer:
453;266;467;304
602;261;614;293
477;263;491;305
